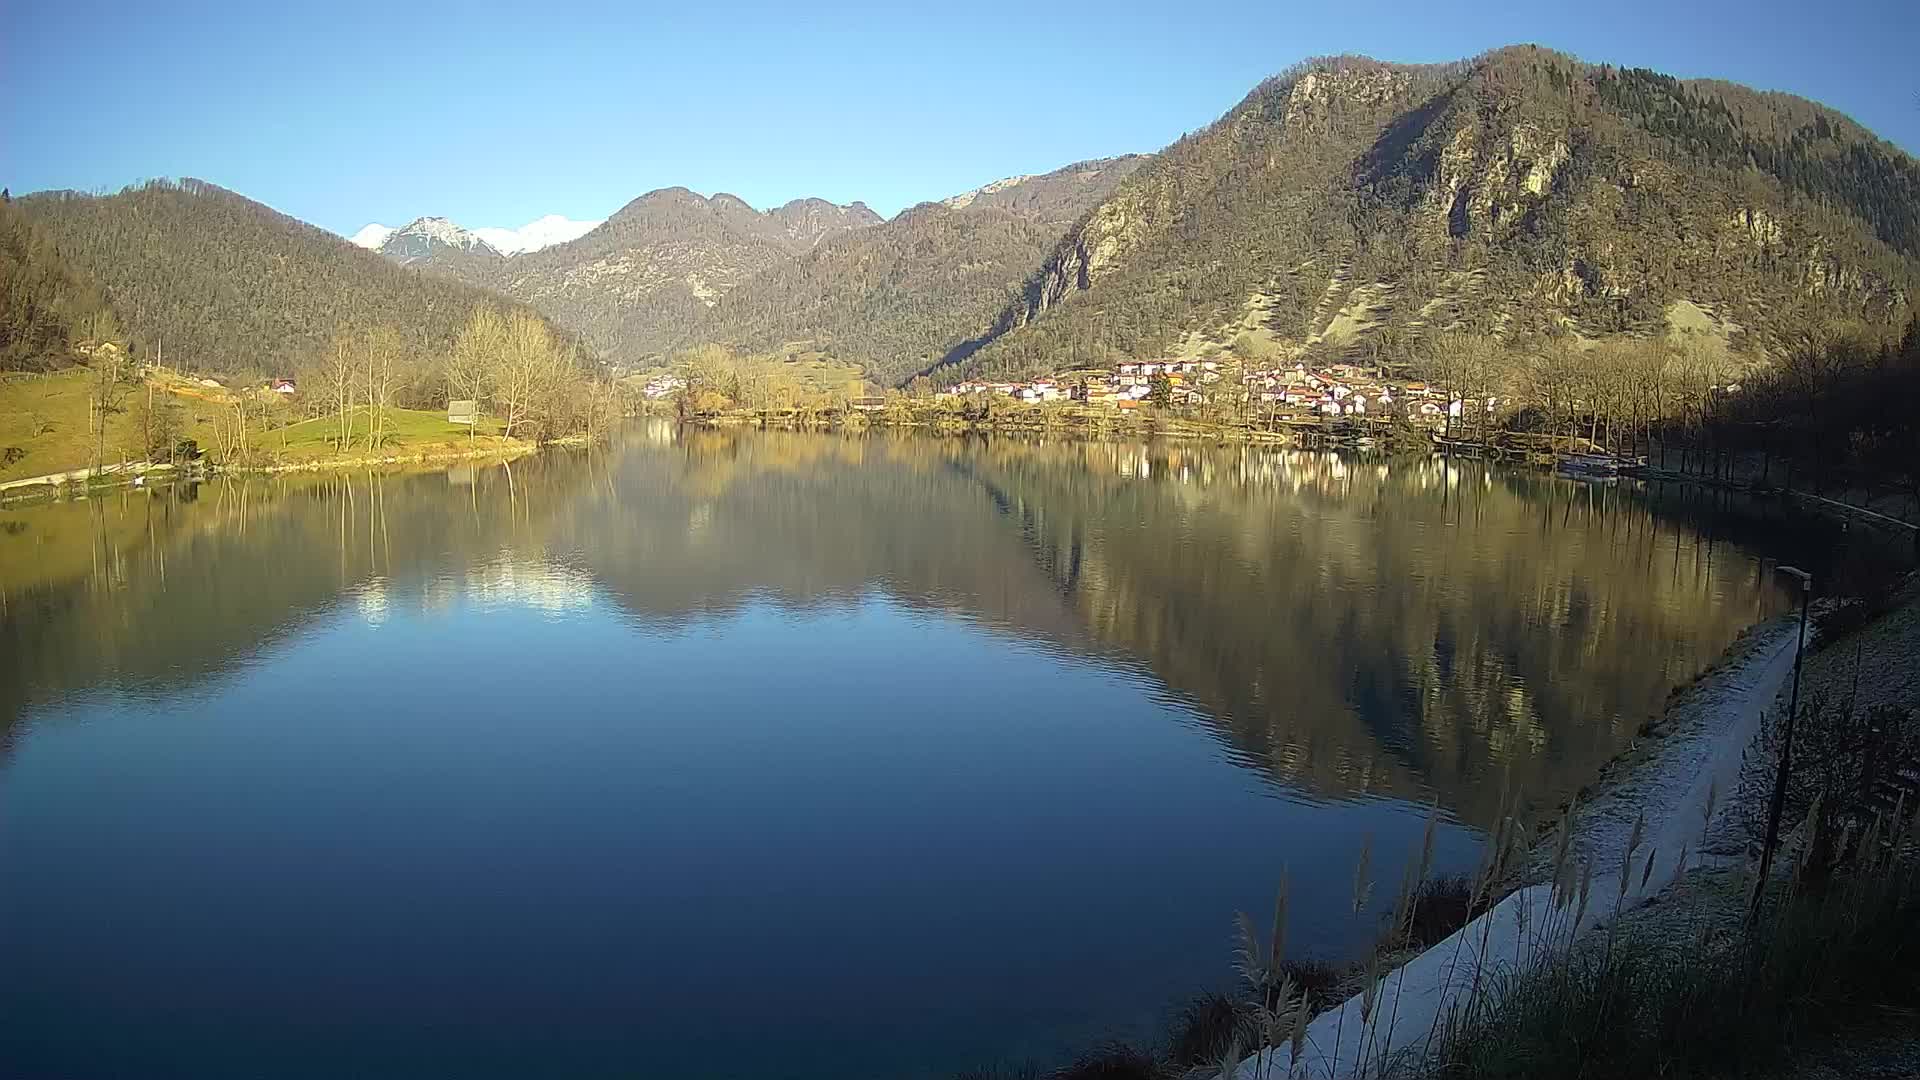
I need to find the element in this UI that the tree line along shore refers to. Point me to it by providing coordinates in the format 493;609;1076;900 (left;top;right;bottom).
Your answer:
652;317;1920;525
0;307;627;494
5;295;1917;531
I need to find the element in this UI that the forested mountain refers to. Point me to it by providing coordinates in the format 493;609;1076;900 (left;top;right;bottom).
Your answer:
0;192;116;371
14;179;569;380
681;157;1145;384
410;189;884;366
944;47;1920;382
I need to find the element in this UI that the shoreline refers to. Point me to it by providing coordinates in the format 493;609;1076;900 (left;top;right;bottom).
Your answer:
1231;612;1806;1079
0;438;584;504
230;440;547;476
688;405;1399;449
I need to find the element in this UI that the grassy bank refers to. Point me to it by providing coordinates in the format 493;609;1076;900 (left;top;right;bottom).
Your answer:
246;408;524;468
0;369;226;483
0;369;536;490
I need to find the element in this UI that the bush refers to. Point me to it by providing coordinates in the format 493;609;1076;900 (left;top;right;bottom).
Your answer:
1274;958;1347;1012
1165;992;1256;1069
1379;873;1484;953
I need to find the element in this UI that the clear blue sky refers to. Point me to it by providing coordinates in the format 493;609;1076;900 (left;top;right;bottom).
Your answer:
4;0;1915;236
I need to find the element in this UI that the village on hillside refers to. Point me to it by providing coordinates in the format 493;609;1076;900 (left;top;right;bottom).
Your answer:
937;359;1497;428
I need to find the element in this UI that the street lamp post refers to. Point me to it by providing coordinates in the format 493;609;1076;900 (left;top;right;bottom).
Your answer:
1751;565;1813;925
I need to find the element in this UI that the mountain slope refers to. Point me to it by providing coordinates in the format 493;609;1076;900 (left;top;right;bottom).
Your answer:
411;189;881;366
681;157;1145;383
946;48;1920;381
16;179;569;380
766;198;885;248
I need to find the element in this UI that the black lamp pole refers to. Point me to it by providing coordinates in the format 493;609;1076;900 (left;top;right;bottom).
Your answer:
1751;565;1812;925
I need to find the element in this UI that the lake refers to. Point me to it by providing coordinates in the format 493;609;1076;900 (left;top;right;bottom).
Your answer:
0;424;1813;1078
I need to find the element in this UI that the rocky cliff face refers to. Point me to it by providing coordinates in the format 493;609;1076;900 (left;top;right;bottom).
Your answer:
949;47;1919;382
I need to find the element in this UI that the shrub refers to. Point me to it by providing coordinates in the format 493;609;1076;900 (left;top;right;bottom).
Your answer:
1274;958;1347;1012
1164;992;1256;1069
1379;873;1483;953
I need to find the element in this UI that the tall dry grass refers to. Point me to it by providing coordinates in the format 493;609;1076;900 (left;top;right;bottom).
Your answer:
1432;765;1920;1078
952;693;1917;1080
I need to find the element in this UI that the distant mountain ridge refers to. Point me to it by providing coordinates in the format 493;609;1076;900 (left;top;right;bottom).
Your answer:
683;157;1147;383
361;164;1147;375
348;214;603;259
471;189;885;365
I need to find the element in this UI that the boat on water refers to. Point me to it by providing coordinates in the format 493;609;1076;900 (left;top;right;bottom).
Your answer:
1556;452;1627;479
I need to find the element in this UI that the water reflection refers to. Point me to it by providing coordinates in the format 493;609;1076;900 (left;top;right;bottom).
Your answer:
2;423;1808;824
0;424;1844;1078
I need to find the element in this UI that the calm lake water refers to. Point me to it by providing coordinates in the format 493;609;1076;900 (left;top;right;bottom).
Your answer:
0;424;1820;1078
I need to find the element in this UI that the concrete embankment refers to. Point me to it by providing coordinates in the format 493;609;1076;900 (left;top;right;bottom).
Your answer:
1233;616;1805;1079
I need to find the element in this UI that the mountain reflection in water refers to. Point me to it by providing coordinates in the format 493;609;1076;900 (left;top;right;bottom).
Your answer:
2;422;1792;821
0;422;1807;1079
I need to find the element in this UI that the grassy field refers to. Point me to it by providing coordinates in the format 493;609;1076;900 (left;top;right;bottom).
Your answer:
0;370;229;483
2;369;524;482
260;407;514;465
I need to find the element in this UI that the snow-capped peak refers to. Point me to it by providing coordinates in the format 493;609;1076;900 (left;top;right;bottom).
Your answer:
393;217;498;253
347;214;601;257
350;223;396;249
472;215;603;255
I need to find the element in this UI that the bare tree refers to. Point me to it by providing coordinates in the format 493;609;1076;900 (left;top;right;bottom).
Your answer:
311;336;357;449
490;311;554;439
448;306;505;416
360;326;403;451
87;343;132;472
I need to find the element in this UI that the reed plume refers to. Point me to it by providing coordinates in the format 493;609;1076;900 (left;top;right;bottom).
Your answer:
1416;799;1440;885
1267;870;1290;995
1352;834;1374;914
